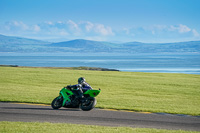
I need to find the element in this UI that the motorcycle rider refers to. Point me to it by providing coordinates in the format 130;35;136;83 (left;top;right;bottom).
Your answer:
67;77;93;101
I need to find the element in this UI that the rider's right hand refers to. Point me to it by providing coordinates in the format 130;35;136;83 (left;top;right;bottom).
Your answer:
66;85;71;90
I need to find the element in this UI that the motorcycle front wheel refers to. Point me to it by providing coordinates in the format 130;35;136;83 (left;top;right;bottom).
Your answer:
80;97;96;111
51;96;63;109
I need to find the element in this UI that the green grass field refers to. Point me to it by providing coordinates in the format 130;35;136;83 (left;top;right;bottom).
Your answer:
0;67;200;115
0;121;199;133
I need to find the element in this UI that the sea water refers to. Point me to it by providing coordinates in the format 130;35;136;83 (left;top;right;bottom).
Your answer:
0;53;200;74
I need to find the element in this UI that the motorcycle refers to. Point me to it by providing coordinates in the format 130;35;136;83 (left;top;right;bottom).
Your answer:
51;85;101;111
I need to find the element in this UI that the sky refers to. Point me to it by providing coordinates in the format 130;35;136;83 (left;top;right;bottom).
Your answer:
0;0;200;43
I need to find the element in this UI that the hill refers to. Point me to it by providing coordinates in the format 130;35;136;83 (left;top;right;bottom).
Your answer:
0;34;200;53
0;34;50;52
50;39;115;52
0;34;49;45
120;41;200;53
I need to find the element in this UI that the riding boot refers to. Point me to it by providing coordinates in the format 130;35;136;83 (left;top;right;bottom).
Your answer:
77;89;84;100
78;89;86;103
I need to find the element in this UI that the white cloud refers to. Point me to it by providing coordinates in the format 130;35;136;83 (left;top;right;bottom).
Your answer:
131;24;197;37
123;28;130;35
5;21;29;31
1;20;199;42
2;20;115;39
15;21;29;30
59;29;69;36
85;21;94;32
33;25;40;32
192;29;199;37
178;24;191;33
67;20;80;31
57;21;63;24
119;24;200;43
78;21;114;36
94;24;114;36
66;20;82;36
169;24;191;33
45;21;53;25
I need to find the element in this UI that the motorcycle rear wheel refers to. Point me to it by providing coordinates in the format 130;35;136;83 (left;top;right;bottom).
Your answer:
51;96;63;109
80;97;96;111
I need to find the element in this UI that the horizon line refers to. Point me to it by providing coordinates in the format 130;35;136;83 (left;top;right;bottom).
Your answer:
1;33;200;44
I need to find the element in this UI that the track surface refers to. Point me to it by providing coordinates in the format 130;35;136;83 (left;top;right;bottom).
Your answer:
0;102;200;131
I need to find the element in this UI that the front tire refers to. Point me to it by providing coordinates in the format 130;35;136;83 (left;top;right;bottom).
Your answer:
80;97;96;111
51;96;63;109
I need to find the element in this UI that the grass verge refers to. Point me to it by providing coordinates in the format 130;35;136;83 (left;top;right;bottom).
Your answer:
0;121;199;133
0;67;200;115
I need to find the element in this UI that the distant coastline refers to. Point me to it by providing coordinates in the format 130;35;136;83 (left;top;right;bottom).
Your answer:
1;34;200;53
0;65;119;72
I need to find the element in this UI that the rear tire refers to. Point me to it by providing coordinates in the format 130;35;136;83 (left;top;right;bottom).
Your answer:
51;96;63;109
80;97;96;111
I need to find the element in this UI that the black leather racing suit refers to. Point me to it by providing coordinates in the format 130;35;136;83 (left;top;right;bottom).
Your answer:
68;82;93;99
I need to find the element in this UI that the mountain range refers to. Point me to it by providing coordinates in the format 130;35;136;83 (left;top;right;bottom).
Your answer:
0;34;200;53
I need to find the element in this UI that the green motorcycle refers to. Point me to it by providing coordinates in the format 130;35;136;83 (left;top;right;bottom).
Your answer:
51;86;101;111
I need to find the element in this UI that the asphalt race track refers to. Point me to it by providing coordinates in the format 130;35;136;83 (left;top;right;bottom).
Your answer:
0;102;200;131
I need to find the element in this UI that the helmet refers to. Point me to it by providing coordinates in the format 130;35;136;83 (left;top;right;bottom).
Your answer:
78;77;85;84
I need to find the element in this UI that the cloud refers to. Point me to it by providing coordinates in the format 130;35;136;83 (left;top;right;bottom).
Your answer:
192;29;199;37
169;24;191;33
1;21;199;42
4;21;29;31
178;24;191;33
40;20;114;37
123;28;130;35
67;20;81;35
125;24;197;37
94;24;114;36
33;25;40;32
82;21;114;36
85;21;94;32
13;21;29;30
0;20;116;42
119;24;200;42
46;21;54;25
